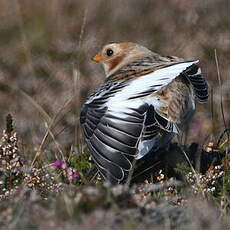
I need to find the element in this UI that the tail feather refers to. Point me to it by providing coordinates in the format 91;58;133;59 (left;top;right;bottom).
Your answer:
184;63;209;102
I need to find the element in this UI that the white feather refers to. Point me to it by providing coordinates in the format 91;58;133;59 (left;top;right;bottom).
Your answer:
107;61;198;111
136;137;160;159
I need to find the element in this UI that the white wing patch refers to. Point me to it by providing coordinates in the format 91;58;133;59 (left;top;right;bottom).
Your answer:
106;61;199;112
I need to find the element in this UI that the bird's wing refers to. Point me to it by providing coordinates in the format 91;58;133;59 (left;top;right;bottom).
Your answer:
107;60;200;132
180;63;208;102
130;59;208;159
80;80;149;183
136;105;175;159
112;55;208;103
107;60;207;160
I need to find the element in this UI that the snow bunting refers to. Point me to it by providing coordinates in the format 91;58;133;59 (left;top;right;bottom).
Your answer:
80;42;208;184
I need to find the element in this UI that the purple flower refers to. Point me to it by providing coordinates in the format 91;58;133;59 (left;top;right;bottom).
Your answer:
70;172;81;179
53;160;63;167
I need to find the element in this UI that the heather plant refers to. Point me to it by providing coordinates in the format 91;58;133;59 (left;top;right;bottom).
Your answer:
0;114;83;199
0;114;23;199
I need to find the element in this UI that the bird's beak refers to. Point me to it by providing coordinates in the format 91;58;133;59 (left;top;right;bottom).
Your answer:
92;53;102;62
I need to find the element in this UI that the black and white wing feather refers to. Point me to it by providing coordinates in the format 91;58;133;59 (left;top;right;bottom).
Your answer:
80;81;147;183
182;63;209;102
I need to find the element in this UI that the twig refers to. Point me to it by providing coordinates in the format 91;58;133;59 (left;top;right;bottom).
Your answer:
131;161;161;180
210;87;215;140
31;97;74;167
217;128;230;147
20;89;51;123
73;8;88;147
125;158;137;188
214;49;229;146
45;122;65;159
181;148;196;174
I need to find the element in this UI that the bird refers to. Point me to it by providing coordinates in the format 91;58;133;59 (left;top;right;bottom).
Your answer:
80;42;208;184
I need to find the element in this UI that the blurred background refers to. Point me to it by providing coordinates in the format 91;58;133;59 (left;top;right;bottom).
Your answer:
0;0;229;153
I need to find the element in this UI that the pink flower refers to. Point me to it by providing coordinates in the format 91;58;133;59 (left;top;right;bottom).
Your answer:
70;173;81;180
52;160;63;167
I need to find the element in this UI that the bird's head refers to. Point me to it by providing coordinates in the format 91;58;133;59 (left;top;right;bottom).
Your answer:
92;42;152;77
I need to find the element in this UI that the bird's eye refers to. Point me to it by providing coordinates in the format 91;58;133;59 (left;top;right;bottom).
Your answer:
106;49;114;56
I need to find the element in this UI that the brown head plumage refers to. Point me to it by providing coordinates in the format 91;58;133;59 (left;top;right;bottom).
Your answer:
92;42;152;77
